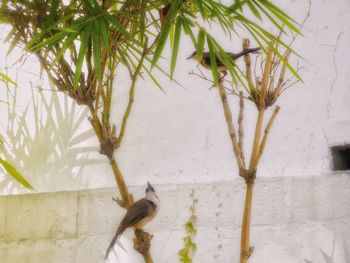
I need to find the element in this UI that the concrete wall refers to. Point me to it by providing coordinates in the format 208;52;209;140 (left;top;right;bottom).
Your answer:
1;172;349;263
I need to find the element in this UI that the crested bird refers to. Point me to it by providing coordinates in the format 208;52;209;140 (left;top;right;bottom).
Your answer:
187;47;260;77
105;182;160;260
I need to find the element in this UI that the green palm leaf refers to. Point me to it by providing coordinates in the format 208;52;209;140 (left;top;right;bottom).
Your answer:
0;157;34;190
152;0;182;66
74;24;92;90
170;17;182;79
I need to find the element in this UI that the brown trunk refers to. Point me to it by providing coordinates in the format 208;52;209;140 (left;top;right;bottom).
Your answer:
240;182;254;263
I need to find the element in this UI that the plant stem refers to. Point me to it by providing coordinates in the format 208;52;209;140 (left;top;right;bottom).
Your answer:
240;182;254;263
217;81;245;171
88;100;154;261
143;253;154;263
249;110;265;171
256;106;280;164
110;156;133;207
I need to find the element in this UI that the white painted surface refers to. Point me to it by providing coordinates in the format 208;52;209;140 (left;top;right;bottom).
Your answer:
0;1;349;263
0;173;350;263
0;0;349;193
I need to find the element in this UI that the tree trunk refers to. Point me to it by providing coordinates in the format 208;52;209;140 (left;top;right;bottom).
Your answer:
240;182;254;263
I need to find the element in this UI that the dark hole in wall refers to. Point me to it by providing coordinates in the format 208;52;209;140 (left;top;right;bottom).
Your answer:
331;145;350;171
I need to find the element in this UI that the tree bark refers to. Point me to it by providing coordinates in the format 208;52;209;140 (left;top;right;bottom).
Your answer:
240;182;254;263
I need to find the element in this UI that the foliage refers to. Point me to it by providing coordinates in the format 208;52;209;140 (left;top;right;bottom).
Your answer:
0;155;34;191
189;37;299;262
0;71;16;87
0;0;300;93
179;189;198;263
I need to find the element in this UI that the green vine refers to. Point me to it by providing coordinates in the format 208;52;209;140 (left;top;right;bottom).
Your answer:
179;189;198;263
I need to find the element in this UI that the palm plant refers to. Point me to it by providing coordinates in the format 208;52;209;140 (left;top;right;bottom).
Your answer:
189;37;301;263
0;0;300;261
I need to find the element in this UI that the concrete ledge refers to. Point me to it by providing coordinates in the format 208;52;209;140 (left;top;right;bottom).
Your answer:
0;191;78;242
0;173;350;262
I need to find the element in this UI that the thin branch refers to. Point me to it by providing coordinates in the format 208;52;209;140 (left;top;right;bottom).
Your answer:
188;70;240;94
189;70;211;82
248;109;265;171
242;39;254;91
259;43;274;109
268;42;279;95
116;38;149;148
253;53;261;83
288;0;312;47
272;50;291;100
102;55;117;127
218;81;245;171
118;48;135;79
280;79;300;94
248;45;274;170
110;156;134;207
256;106;280;165
238;91;245;167
272;0;311;72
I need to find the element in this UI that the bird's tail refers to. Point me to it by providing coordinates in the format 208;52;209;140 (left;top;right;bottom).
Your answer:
230;47;260;60
104;226;124;261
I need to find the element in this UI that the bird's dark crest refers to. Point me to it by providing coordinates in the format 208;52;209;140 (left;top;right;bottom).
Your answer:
146;182;155;193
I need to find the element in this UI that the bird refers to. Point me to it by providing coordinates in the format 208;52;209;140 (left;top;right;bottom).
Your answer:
104;182;160;260
187;47;260;77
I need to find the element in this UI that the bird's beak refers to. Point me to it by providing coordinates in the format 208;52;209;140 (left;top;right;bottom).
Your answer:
186;55;193;60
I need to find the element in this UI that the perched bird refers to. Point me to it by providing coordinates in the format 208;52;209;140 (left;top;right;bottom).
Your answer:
187;47;260;76
104;182;160;260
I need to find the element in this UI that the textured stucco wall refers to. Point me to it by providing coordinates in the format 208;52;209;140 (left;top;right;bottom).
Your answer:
1;173;350;263
0;0;350;262
0;0;350;193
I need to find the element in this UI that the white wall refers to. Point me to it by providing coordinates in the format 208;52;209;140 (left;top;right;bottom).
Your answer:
0;0;350;193
1;173;350;263
0;1;349;262
0;1;350;262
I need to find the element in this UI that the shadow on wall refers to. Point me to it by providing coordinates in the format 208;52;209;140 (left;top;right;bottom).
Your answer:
105;236;144;263
304;232;350;263
0;88;105;194
238;223;350;263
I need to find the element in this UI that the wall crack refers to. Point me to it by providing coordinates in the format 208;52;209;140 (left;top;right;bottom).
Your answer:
327;32;343;120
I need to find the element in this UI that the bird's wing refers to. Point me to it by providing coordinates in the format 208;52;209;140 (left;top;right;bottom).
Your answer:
121;198;152;228
105;198;152;260
203;54;225;68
